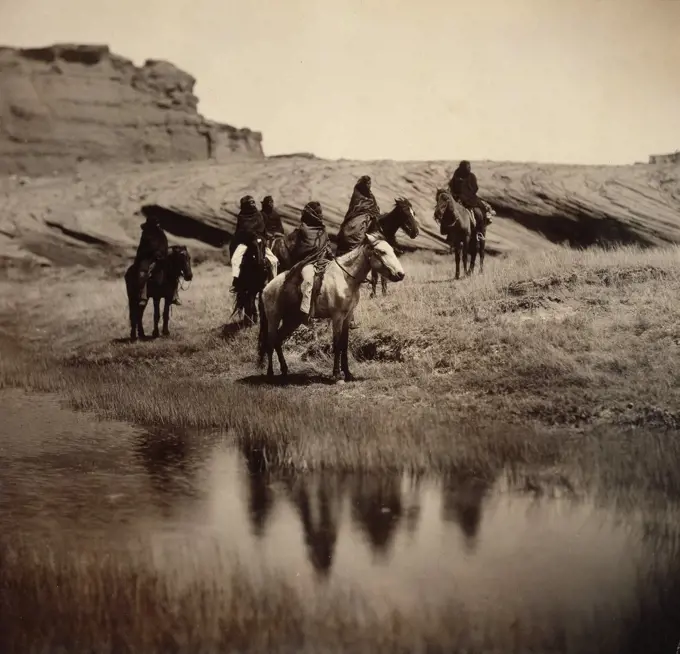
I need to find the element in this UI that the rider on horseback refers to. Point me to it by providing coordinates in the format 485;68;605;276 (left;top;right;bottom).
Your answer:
337;175;382;255
449;161;493;237
262;195;285;241
289;201;333;326
230;195;279;293
134;215;180;306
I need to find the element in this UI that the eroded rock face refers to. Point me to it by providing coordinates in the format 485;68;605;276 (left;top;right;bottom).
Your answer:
0;43;264;176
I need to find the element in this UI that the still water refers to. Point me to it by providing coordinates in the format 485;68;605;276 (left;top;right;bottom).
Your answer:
1;388;678;648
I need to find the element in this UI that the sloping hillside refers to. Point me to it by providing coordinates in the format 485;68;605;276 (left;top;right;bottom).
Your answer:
1;157;679;271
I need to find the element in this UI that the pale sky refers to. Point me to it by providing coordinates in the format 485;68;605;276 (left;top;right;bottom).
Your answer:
1;0;679;165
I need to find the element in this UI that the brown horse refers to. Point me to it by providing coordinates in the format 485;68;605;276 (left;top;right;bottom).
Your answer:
433;188;485;279
267;231;297;274
124;245;193;341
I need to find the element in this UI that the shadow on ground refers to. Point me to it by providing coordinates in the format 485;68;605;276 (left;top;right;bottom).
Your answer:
238;372;353;387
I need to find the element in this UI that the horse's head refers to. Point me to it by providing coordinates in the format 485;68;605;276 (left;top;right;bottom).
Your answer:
394;197;420;239
171;245;193;281
365;232;405;283
433;188;452;225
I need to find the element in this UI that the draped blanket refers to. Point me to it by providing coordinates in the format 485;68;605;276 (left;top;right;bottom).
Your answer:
263;208;285;239
337;189;381;255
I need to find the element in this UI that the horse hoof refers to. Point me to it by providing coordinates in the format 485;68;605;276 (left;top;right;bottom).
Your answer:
344;373;355;383
162;330;170;337
152;331;160;339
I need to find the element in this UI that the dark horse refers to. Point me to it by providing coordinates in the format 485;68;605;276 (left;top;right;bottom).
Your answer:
267;230;297;274
124;245;193;342
366;198;420;297
334;197;418;296
433;188;485;279
231;235;273;325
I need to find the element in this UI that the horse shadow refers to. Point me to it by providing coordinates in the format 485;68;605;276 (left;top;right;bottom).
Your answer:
110;335;158;345
238;372;339;387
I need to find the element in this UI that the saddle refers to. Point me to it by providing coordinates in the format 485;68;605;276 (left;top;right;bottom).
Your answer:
283;256;332;318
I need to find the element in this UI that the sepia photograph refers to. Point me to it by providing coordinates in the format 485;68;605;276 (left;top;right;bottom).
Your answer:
0;0;679;652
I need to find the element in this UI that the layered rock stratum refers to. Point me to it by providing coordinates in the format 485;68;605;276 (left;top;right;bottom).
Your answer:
1;157;679;271
0;43;263;176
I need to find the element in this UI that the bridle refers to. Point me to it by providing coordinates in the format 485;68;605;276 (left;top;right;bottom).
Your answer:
170;247;192;291
334;235;389;284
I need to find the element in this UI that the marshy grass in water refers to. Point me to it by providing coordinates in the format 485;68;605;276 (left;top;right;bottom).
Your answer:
1;534;679;654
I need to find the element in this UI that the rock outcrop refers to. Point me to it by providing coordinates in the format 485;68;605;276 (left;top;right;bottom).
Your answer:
0;44;263;176
2;158;679;273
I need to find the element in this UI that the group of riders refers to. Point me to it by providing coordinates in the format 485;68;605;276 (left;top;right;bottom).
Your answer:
131;160;492;322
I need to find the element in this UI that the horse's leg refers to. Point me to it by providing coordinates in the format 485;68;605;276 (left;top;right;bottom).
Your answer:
128;294;137;342
331;316;343;382
251;294;259;325
381;275;388;297
479;237;485;274
273;316;298;379
454;244;461;280
138;301;147;339
152;297;161;338
340;317;354;382
370;270;377;298
162;297;171;336
463;237;470;277
263;310;276;378
469;237;477;275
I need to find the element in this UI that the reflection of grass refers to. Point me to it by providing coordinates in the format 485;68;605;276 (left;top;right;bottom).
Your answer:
1;247;680;498
1;536;678;654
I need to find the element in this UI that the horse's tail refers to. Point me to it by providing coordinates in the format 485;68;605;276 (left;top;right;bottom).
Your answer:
257;292;268;368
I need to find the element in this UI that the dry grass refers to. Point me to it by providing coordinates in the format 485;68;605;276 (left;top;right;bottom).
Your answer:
1;534;679;654
2;245;680;500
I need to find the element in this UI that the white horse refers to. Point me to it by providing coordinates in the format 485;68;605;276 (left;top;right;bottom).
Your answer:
257;232;405;383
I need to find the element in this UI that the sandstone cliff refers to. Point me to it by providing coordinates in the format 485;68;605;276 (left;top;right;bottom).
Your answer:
0;43;263;176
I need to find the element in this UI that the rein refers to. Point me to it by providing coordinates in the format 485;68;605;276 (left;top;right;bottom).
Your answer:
333;241;379;285
333;257;359;281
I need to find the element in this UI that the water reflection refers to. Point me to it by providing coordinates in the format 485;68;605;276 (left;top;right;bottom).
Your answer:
2;388;679;648
350;474;404;560
440;472;490;552
240;444;276;538
136;428;191;495
285;475;342;578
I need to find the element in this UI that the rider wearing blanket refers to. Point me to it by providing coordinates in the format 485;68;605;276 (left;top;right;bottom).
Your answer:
336;175;381;256
448;160;493;238
134;214;180;306
288;201;333;326
261;195;286;242
230;195;279;293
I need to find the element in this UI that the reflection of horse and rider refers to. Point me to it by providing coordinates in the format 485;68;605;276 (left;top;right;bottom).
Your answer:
127;164;492;349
